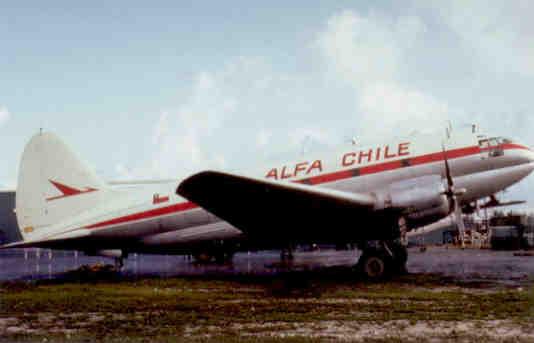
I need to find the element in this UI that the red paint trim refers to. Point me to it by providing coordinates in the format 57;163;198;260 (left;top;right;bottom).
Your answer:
304;170;353;185
86;202;198;229
480;143;529;152
46;180;97;201
84;144;529;230
153;194;170;204
360;159;403;176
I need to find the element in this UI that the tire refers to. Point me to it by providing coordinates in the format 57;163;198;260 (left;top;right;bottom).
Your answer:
359;252;390;279
214;250;235;264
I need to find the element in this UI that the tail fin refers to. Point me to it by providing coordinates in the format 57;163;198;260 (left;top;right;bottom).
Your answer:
16;132;112;240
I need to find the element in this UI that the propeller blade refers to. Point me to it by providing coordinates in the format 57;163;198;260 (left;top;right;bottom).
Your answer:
442;144;454;190
442;142;467;248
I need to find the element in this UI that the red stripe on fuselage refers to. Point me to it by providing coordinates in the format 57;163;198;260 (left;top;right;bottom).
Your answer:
86;201;198;229
480;143;528;152
304;170;353;185
360;159;403;176
84;143;529;230
300;145;481;185
410;146;481;166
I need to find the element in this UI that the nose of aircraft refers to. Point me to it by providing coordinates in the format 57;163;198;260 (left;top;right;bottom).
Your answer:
526;146;534;163
509;142;534;169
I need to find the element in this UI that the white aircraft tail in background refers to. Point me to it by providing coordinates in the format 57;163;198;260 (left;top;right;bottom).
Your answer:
16;132;115;240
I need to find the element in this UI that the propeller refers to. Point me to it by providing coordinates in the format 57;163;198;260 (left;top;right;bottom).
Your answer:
442;144;467;248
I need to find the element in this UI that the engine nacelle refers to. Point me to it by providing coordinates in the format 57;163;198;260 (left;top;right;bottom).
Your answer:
374;175;451;228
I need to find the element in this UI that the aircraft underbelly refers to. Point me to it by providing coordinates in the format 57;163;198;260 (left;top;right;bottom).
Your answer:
140;221;241;246
92;216;165;238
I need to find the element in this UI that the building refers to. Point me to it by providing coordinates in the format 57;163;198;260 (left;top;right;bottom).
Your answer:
0;191;21;245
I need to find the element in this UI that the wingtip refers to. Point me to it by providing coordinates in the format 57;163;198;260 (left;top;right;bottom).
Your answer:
176;170;222;197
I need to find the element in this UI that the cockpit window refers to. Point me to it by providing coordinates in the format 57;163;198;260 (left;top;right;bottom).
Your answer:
480;137;512;147
479;137;505;157
489;137;499;146
478;139;489;148
498;137;513;144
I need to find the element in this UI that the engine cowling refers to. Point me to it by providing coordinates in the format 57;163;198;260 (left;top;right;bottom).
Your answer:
374;175;451;228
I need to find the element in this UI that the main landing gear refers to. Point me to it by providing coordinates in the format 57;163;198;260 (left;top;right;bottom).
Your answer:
280;247;294;262
356;240;408;279
114;256;125;270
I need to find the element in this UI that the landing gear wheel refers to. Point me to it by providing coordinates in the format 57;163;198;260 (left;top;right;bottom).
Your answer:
214;250;235;265
359;253;390;279
280;249;294;262
363;255;386;278
356;239;408;279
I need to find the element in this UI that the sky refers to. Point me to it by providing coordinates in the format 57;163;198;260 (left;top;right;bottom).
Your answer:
1;1;534;206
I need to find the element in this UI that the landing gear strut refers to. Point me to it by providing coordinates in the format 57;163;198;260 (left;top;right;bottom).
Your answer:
280;247;294;262
213;249;235;264
356;240;407;279
114;256;124;270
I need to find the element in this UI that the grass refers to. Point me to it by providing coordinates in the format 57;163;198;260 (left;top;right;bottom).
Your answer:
1;269;534;342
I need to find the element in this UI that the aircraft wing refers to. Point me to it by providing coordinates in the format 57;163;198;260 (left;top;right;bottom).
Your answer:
177;171;392;245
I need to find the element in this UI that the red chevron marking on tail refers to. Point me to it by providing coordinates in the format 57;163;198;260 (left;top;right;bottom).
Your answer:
46;180;97;201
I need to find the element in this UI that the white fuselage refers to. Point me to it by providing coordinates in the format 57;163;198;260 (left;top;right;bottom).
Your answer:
33;130;534;252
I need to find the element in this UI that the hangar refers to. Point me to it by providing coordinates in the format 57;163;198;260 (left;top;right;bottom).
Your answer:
0;191;21;245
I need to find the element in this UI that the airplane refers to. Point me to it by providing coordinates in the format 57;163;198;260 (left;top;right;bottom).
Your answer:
1;128;533;279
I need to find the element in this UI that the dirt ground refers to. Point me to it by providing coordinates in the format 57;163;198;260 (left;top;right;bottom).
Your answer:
1;247;534;342
1;267;533;342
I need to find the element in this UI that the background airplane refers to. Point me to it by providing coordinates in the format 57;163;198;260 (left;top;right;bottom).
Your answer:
2;128;533;278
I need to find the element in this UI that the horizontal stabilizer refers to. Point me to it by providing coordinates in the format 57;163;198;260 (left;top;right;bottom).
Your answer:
0;229;91;250
481;200;526;209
